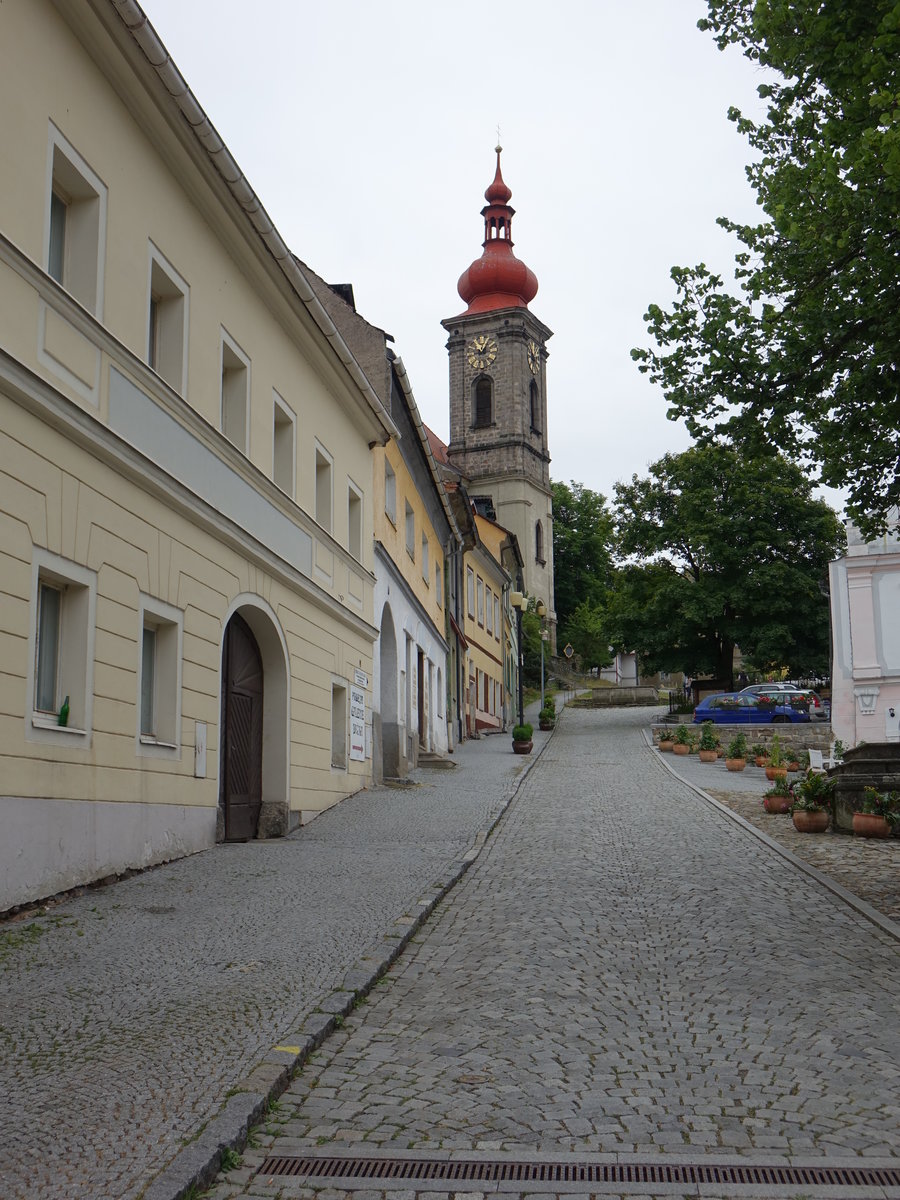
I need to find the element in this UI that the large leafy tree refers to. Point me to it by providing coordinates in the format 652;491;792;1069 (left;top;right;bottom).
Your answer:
609;444;845;686
633;1;900;537
551;480;615;629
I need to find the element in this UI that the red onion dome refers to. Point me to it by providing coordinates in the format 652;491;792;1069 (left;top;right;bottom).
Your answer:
456;145;539;315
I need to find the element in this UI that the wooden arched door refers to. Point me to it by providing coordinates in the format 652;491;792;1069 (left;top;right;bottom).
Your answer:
221;613;263;841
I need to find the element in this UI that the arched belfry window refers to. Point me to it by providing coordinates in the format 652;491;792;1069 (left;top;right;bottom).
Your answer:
535;520;545;565
530;379;540;433
473;376;493;428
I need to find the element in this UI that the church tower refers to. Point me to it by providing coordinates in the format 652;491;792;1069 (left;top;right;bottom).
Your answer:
442;146;556;640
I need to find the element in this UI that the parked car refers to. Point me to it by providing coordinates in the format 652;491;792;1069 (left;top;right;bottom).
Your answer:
693;692;812;724
739;684;829;721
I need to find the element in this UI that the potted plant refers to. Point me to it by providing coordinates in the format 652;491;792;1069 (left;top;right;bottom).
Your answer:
672;724;693;756
698;721;719;763
763;777;794;814
765;734;787;782
658;730;675;752
853;787;900;838
751;742;768;768
725;732;748;772
538;704;556;731
790;772;834;833
511;723;533;755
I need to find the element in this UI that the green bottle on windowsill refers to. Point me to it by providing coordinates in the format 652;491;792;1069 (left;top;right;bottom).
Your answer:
58;695;70;727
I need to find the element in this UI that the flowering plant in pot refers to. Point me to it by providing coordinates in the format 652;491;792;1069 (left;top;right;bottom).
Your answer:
725;732;748;772
511;723;533;755
853;787;900;838
790;772;834;832
673;724;693;756
751;742;768;767
763;777;794;814
765;734;787;782
698;720;719;762
658;730;675;751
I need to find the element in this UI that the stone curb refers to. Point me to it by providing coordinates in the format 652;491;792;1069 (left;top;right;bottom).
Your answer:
145;717;556;1200
645;728;900;944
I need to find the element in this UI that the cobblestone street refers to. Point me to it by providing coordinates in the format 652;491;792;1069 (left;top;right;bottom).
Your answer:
0;729;540;1200
212;707;900;1200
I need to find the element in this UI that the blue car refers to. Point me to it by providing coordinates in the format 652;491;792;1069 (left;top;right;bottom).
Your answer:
693;692;811;724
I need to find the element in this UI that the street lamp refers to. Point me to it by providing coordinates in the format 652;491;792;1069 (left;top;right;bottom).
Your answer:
536;599;547;710
509;590;525;728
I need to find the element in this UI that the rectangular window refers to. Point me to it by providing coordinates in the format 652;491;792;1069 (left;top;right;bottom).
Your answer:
348;482;363;561
138;598;182;752
476;576;484;626
29;552;96;740
148;247;188;395
331;682;347;769
405;502;415;560
435;563;442;606
384;459;397;524
466;566;475;618
316;445;333;531
421;533;430;582
35;582;61;713
221;332;249;452
46;126;107;315
486;586;493;634
273;392;295;495
494;595;501;641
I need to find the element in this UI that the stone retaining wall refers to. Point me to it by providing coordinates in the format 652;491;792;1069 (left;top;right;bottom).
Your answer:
650;723;833;754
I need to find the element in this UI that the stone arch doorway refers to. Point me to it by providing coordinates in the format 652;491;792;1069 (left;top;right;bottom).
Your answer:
379;604;400;779
218;599;290;842
221;613;263;841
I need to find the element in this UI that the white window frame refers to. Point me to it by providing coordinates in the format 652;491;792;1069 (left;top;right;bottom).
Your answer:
466;566;475;618
147;244;189;395
272;390;296;496
137;596;183;757
315;443;333;532
486;585;493;634
26;549;96;746
384;458;397;525
494;594;501;641
220;329;250;453
421;532;430;583
477;576;484;626
44;123;107;316
331;680;348;770
348;479;363;562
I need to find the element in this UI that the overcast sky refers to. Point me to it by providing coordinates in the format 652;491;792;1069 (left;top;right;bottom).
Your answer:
144;0;774;505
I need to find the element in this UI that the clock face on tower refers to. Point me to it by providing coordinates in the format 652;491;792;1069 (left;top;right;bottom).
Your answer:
527;339;541;375
466;334;498;371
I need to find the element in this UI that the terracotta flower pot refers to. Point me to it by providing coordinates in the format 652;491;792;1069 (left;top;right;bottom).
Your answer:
673;743;690;756
763;794;792;814
765;766;788;782
852;812;891;838
786;760;800;772
698;749;717;763
658;739;674;752
725;757;746;772
754;756;768;767
792;809;829;833
512;739;533;755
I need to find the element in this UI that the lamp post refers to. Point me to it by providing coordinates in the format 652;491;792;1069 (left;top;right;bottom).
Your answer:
510;590;525;728
536;599;547;710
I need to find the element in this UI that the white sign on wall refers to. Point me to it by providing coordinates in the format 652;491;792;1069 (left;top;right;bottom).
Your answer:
354;667;369;688
350;685;366;761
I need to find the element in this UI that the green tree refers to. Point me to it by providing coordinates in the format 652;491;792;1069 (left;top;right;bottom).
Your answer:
551;480;615;629
564;599;614;673
609;444;845;686
633;1;900;537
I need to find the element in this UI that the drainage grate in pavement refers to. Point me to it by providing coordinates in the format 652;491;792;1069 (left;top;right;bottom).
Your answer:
259;1155;900;1188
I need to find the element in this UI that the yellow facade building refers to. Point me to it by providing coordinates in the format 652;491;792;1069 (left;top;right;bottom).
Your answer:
0;0;396;909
